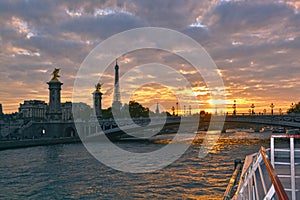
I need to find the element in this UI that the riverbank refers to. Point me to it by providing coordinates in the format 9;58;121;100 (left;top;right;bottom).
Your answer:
0;137;81;151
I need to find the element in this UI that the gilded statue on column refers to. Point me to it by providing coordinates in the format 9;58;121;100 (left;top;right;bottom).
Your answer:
51;68;60;81
95;83;103;92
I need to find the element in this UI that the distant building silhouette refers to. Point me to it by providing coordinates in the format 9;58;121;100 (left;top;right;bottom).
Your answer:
61;101;72;121
19;100;47;120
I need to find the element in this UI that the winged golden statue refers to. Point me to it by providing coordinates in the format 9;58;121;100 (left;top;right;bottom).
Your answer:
51;68;60;81
95;83;103;92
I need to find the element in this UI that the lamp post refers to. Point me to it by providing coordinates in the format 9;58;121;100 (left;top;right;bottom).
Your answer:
251;104;255;115
214;103;218;115
270;103;275;115
176;102;178;116
232;100;237;116
290;103;295;114
171;106;175;116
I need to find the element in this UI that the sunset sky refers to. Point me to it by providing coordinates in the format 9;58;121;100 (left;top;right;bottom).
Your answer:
0;0;300;114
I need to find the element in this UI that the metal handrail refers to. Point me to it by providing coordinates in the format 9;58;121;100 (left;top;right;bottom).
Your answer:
271;134;300;200
233;134;299;199
223;160;242;199
234;151;265;199
261;146;289;200
271;134;300;139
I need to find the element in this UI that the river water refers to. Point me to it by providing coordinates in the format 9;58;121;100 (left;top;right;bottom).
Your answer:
0;132;270;199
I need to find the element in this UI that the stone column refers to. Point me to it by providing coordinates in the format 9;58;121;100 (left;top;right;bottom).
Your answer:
47;80;63;120
93;83;103;120
47;69;63;121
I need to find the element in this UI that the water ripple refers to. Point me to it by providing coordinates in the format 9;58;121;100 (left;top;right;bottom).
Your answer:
0;134;269;199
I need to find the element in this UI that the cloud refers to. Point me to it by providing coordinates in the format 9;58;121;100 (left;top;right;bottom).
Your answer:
0;0;300;113
212;1;293;28
61;13;145;39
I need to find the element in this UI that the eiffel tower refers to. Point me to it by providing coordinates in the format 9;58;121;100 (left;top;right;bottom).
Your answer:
112;59;122;110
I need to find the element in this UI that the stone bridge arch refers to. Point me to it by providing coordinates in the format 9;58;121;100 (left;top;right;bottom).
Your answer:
64;127;76;137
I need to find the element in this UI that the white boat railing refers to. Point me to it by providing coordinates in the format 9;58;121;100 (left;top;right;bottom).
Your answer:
234;147;288;200
233;134;300;199
270;135;300;200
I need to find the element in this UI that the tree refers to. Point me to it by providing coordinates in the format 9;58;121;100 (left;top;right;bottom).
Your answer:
102;107;113;119
287;102;300;113
200;110;206;117
101;101;154;119
128;101;150;118
161;111;171;117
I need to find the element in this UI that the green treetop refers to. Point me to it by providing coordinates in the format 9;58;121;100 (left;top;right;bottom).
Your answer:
287;102;300;113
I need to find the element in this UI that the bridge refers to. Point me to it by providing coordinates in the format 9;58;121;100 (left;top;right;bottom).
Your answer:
16;113;300;141
78;113;300;140
225;114;300;128
79;117;187;141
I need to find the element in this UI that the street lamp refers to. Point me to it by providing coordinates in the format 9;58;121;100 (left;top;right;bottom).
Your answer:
250;104;255;115
263;109;266;115
270;103;275;115
232;100;237;116
290;103;296;119
214;101;218;115
290;102;295;114
171;106;175;116
176;102;178;116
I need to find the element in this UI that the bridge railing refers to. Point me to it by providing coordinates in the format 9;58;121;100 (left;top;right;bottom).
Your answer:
222;113;300;128
227;113;300;117
80;116;185;137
